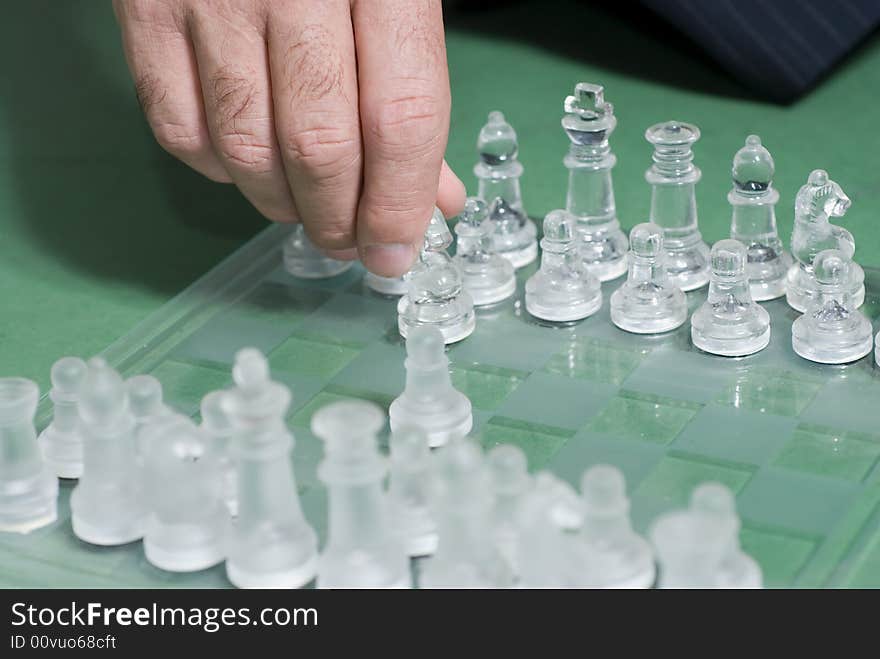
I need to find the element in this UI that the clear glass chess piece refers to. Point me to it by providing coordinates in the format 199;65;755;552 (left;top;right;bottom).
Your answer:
0;377;58;533
691;239;770;356
38;356;87;479
561;83;628;281
487;444;532;578
314;400;411;589
729;135;791;301
474;111;538;268
515;471;575;588
787;169;865;312
389;326;472;448
792;249;873;364
70;358;146;545
127;374;171;461
397;208;476;344
200;390;237;517
567;465;655;588
525;210;602;322
610;222;687;333
222;348;318;588
282;223;353;279
142;414;228;572
364;272;408;297
453;197;516;305
388;427;438;557
645;121;711;291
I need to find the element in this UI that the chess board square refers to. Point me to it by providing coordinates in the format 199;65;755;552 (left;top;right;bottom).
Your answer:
289;388;393;430
496;371;616;431
737;467;859;535
475;416;573;471
673;404;797;466
0;547;122;588
844;531;880;587
269;334;362;380
622;344;736;403
330;342;406;398
801;377;880;435
450;364;526;410
772;424;880;482
542;336;647;385
739;525;817;588
586;391;701;445
714;368;822;417
297;292;398;345
149;360;230;415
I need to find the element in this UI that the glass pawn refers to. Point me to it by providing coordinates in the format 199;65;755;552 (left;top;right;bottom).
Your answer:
787;169;865;312
389;326;472;448
645;121;710;291
729;135;790;301
388;427;438;557
222;348;318;588
453;197;516;306
487;444;532;578
610;222;687;334
474;111;538;268
0;378;58;533
525;210;602;322
200;390;238;517
314;400;411;589
38;357;88;479
397;207;475;344
792;249;873;364
691;239;770;357
561;83;628;281
282;223;353;279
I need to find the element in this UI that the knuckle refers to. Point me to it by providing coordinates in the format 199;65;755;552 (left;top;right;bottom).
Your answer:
216;132;275;173
361;199;431;243
151;121;207;159
116;0;183;32
284;24;345;104
282;123;361;184
209;69;258;127
367;94;445;155
309;226;356;251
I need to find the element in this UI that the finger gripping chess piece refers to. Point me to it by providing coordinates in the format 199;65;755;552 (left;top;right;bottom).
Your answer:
792;249;873;364
389;326;472;448
398;207;476;344
525;210;602;322
453;197;516;305
610;222;687;334
474;111;538;268
222;348;318;589
70;358;146;545
561;82;628;281
388;427;438;557
283;223;353;279
567;465;654;588
691;239;770;357
314;400;411;589
0;378;58;533
645;121;711;291
729;135;791;301
142;414;229;572
787;169;865;312
38;356;88;479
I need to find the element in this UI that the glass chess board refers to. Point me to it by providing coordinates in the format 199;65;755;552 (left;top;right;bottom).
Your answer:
4;222;880;589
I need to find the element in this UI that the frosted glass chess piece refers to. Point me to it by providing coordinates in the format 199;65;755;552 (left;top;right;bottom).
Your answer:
610;222;687;334
389;326;472;448
525;210;602;322
516;472;575;588
70;358;146;545
487;444;532;577
420;438;513;588
313;400;411;589
222;348;318;588
200;391;237;517
283;223;353;279
398;207;475;344
561;83;628;281
691;239;770;356
38;357;87;479
645;121;711;291
690;483;762;588
792;249;873;364
0;378;58;533
787;169;865;312
142;414;228;572
567;465;654;588
453;197;516;305
127;374;171;461
388;427;438;557
729;135;790;301
474;111;538;268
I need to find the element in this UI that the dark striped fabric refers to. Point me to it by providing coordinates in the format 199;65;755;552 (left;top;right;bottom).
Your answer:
639;0;880;102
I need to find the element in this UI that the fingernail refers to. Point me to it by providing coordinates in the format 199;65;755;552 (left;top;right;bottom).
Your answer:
362;243;416;278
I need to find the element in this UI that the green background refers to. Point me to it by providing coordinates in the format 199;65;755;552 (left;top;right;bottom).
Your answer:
2;0;880;393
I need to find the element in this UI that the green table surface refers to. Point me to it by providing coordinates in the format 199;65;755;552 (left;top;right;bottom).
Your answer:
3;0;880;393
